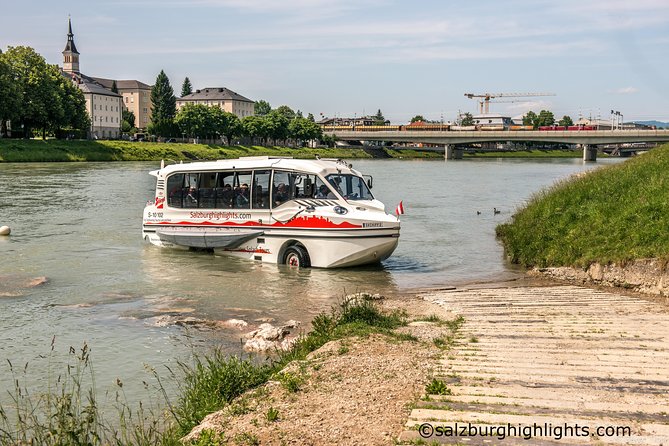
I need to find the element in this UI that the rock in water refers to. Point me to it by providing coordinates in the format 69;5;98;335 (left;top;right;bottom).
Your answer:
0;226;10;236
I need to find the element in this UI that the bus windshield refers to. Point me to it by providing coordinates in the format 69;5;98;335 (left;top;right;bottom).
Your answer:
324;174;374;201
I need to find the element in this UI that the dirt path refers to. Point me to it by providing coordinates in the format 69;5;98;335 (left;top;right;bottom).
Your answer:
399;285;669;445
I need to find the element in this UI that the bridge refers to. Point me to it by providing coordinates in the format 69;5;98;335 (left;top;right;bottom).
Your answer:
326;129;669;161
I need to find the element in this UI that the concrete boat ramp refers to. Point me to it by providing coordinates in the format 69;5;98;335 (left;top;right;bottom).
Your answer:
399;285;669;445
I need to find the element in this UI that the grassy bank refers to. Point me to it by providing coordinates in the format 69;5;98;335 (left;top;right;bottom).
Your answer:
1;139;600;162
496;143;669;268
0;295;411;445
0;139;381;162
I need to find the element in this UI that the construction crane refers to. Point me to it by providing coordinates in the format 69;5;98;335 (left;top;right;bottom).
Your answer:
464;92;556;114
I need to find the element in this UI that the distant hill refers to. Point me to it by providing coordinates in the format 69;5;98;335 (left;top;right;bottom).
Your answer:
632;120;669;128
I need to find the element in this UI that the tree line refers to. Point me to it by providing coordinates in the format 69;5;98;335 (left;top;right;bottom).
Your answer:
148;71;323;146
0;46;90;138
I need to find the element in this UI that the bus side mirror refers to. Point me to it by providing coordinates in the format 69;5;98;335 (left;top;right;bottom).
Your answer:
364;175;373;189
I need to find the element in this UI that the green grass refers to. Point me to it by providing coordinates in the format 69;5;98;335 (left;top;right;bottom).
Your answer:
0;139;608;162
0;139;379;162
496;143;669;268
0;295;409;444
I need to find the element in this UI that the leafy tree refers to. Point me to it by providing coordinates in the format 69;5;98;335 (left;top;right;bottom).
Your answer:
558;115;574;127
242;115;270;143
55;69;90;138
523;111;538;127
150;70;177;136
535;110;555;127
175;104;211;138
410;115;425;123
295;110;303;119
288;117;322;145
275;105;296;121
254;100;271;116
111;80;118;94
460;112;474;126
266;110;290;143
219;111;242;144
122;109;136;128
2;46;88;139
307;113;315;122
0;52;22;137
373;109;386;125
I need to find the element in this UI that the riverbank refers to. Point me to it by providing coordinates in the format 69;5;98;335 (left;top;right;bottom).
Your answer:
181;277;669;445
0;139;381;162
0;139;597;162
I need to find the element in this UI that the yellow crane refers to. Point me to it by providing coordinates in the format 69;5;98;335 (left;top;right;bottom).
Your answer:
464;92;556;114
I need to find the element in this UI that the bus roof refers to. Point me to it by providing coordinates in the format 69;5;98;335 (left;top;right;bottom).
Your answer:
153;157;362;178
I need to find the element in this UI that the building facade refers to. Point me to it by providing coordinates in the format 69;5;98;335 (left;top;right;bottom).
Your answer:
62;18;122;139
176;88;254;119
92;78;153;130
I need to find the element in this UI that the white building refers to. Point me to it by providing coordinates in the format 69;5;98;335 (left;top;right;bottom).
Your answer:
177;88;254;119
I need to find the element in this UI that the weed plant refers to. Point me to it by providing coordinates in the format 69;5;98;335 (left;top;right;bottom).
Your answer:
0;295;409;443
496;143;669;268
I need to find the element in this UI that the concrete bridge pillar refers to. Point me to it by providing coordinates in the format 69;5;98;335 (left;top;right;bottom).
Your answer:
445;144;463;160
583;144;597;162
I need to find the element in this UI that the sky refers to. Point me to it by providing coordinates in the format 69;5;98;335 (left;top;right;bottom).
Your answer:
2;0;668;123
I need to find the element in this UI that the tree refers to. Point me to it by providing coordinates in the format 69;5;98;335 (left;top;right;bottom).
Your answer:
0;51;22;137
275;105;296;121
373;109;386;125
175;104;211;138
410;115;425;123
307;113;315;122
523;111;538;127
219;111;242;145
181;77;193;97
122;109;136;128
266;110;290;143
254;100;271;116
535;110;555;127
242;115;270;144
150;70;177;136
111;80;118;94
2;46;88;139
288;117;322;145
460;112;474;126
558;115;574;127
55;68;90;138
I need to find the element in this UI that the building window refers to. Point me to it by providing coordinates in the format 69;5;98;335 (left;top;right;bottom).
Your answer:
131;97;134;103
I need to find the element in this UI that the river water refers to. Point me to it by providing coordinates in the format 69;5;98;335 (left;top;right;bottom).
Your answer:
0;157;622;405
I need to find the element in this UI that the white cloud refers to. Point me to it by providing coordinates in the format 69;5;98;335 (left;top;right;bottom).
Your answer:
614;87;639;94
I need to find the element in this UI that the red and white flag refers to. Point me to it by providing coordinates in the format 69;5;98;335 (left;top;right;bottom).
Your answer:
395;200;405;216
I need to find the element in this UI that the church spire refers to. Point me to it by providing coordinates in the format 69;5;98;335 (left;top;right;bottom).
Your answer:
62;17;80;74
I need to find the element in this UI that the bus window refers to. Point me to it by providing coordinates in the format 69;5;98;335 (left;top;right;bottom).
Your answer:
252;170;271;209
166;173;184;208
215;172;235;209
272;170;296;207
198;172;217;208
233;171;252;209
183;173;199;208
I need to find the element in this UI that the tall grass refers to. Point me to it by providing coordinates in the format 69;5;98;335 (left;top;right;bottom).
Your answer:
496;143;669;268
0;296;408;444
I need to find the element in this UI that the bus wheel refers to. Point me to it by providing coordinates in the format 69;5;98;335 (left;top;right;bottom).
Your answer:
284;245;311;268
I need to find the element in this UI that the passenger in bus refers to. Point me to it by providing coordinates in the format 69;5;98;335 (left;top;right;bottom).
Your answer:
235;183;250;207
274;183;289;206
185;186;198;207
218;184;233;208
316;184;335;199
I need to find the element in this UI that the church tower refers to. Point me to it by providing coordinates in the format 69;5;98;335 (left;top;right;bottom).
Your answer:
62;17;80;74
